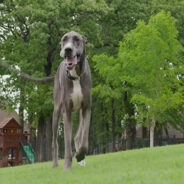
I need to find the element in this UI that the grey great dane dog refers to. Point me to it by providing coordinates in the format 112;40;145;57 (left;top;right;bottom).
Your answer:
52;31;91;170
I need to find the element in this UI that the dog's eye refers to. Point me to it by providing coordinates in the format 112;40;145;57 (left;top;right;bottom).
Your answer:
62;36;68;42
73;36;80;42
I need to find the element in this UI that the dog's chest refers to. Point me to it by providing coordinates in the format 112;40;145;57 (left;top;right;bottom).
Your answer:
71;79;83;111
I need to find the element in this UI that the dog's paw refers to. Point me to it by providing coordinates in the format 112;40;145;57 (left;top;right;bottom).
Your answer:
78;159;86;167
75;147;87;162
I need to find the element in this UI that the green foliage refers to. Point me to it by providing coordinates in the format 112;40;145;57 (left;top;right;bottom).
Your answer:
0;0;110;123
1;0;184;152
94;11;184;129
120;11;183;124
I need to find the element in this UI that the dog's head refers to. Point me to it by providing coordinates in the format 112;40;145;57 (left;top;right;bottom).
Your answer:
60;31;87;71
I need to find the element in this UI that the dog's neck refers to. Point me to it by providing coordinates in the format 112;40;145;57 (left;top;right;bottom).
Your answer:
67;69;79;80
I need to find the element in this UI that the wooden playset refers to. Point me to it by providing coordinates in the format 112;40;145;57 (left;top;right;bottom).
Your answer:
0;117;35;167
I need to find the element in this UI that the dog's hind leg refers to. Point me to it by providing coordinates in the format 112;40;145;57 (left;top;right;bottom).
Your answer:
63;111;73;171
52;106;61;168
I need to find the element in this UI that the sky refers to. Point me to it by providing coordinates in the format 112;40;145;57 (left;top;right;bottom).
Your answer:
0;74;20;114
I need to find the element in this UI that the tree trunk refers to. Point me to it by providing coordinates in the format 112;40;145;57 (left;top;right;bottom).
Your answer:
125;123;136;150
28;114;37;152
0;61;54;83
36;115;46;162
19;87;25;133
45;116;52;161
28;114;33;142
111;99;116;151
101;103;106;153
150;117;156;148
91;105;96;154
124;91;136;150
105;120;109;152
36;29;54;161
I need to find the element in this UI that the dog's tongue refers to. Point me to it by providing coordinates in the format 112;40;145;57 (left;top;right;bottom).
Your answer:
67;57;77;64
66;57;77;70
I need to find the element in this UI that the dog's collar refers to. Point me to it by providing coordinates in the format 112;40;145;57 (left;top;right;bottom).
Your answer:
67;70;79;80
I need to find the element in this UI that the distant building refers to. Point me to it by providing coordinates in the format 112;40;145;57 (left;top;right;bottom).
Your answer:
0;117;34;167
0;109;30;133
136;124;184;139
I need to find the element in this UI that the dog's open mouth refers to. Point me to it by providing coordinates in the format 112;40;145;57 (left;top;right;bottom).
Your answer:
65;56;77;70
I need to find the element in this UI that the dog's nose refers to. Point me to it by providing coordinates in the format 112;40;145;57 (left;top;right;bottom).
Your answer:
65;47;72;55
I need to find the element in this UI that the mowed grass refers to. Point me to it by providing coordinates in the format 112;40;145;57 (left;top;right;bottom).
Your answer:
1;144;184;184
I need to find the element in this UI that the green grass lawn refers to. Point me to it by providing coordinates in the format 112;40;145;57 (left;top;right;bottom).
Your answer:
1;144;184;184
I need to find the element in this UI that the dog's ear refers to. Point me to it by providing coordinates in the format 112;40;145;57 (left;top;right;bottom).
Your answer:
60;38;63;47
82;36;88;44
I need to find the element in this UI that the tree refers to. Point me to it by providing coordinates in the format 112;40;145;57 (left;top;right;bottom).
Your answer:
91;0;154;150
118;11;183;147
93;11;184;148
0;0;110;159
1;0;184;157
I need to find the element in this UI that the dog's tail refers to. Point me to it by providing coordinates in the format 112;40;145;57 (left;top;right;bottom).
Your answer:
0;61;54;84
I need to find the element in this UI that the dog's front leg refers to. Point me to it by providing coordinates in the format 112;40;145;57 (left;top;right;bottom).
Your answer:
63;111;72;170
74;110;84;153
75;108;91;162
